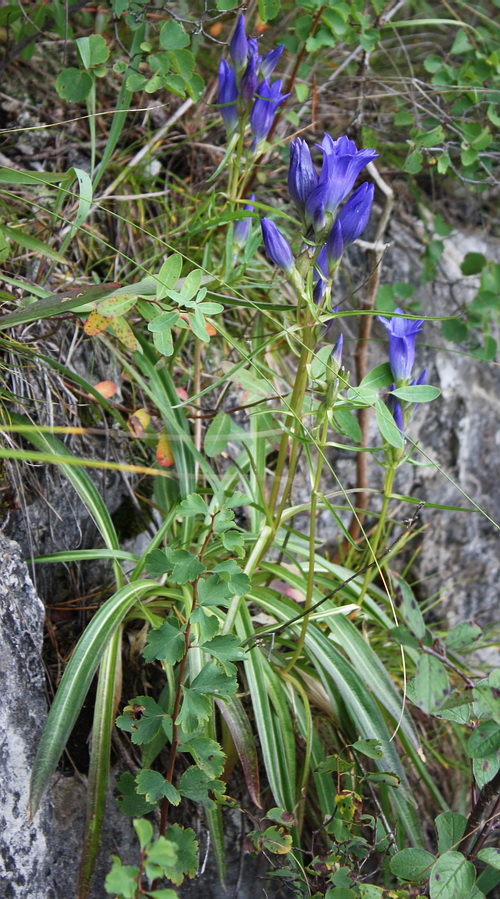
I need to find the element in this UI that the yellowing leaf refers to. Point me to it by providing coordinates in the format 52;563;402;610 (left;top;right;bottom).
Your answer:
96;294;136;317
93;380;117;398
128;408;151;438
156;431;174;467
111;316;138;351
83;309;112;336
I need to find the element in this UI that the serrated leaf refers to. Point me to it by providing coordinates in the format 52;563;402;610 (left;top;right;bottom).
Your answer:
116;696;170;745
261;825;293;855
161;824;197;885
197;576;232;607
115;772;157;817
435;812;467;854
198;634;245;675
176;688;211;732
83;309;112;336
146;835;178;870
164;548;205;584
159;19;190;50
223;491;250;509
220;529;245;556
183;735;225;778
145;549;172;576
189;607;220;642
105;856;140;898
135;769;181;805
212;560;250;595
178;765;225;809
191;660;237;697
177;493;208;518
390;848;436;881
467;720;500;759
429;851;475;899
143;619;186;664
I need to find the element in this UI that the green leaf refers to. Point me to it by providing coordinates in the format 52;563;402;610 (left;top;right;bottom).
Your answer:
162;824;198;885
390;848;436;881
177;493;208;518
477;848;500;871
133;817;153;850
204;411;232;457
359;362;393;389
145;549;172;576
176;688;212;732
391;385;441;403
467;720;500;759
261;825;293;854
190;607;220;642
220;529;245;556
441;318;468;343
461;253;487;275
163;549;205;584
199;634;245;675
404;150;423;174
224;491;250;509
436;812;467;854
0;224;67;264
429;851;475;899
147;891;178;899
409;655;450;714
169;48;195;81
115;772;157;817
392;573;426;640
143;619;186;665
191;660;237;697
445;620;482;652
332;407;362;443
212;560;250;595
148;310;180;332
88;33;110;66
159;19;190;50
197;576;232;607
375;398;404;448
258;0;280;21
473;752;500;789
56;67;93;102
351;739;383;760
146;835;178;870
157;254;183;295
183;736;225;778
105;856;140;898
116;696;170;745
178;765;224;809
135;769;181;805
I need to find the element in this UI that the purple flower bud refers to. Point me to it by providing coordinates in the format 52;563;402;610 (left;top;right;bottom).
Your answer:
331;333;343;373
337;182;374;245
218;60;238;134
313;246;328;304
326;219;344;265
378;308;424;383
229;15;248;70
261;218;294;273
248;37;260;59
233;194;255;248
388;389;405;432
305;133;378;229
250;79;290;146
240;52;258;104
260;44;284;79
288;139;318;220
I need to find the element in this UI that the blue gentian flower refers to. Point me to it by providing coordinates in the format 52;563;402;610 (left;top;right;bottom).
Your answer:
229;15;248;70
387;387;405;432
331;333;343;374
250;79;290;147
305;134;378;231
337;182;374;245
378;308;424;383
218;60;238;134
288;139;318;221
326;219;344;266
234;194;255;248
261;218;294;273
240;52;259;104
260;44;284;79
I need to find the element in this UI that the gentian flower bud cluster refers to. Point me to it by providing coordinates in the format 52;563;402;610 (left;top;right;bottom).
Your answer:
218;15;288;146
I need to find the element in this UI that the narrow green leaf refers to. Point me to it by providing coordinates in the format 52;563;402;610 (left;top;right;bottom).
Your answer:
375;398;404;447
0;224;67;263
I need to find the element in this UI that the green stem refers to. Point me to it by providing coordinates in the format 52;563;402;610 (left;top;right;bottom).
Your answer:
284;415;329;673
359;465;397;604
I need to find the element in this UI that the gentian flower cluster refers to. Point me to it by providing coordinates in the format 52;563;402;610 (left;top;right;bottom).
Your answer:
218;15;288;147
378;308;427;433
261;134;377;303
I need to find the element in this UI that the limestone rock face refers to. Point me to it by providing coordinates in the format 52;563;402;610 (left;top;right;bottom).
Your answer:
0;532;55;898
